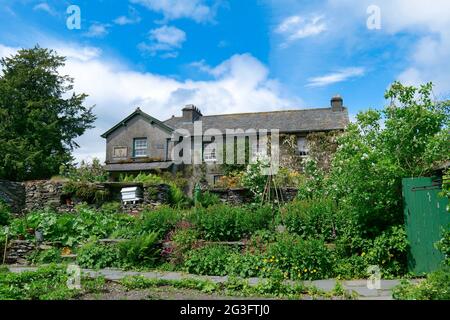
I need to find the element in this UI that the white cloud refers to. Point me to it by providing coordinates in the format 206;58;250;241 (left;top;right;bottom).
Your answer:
0;43;300;163
139;25;186;58
327;0;450;95
150;25;186;47
0;44;18;59
33;2;56;16
84;23;110;38
114;6;141;25
114;16;140;25
307;67;365;87
276;14;327;45
130;0;216;23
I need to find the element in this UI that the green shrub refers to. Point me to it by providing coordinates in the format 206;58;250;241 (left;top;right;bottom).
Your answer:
0;264;78;300
280;198;336;241
195;191;221;208
327;82;449;237
364;226;408;277
184;245;236;276
120;173;164;184
436;228;450;266
76;242;120;269
225;253;266;278
334;225;408;279
63;181;110;204
139;206;183;236
393;267;450;300
168;182;191;208
265;233;334;280
190;204;273;241
118;232;161;268
0;264;106;300
10;206;135;246
333;255;370;280
99;201;123;215
27;248;63;265
243;230;276;255
164;226;200;265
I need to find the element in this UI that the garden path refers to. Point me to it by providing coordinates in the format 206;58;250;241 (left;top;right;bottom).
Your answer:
7;266;421;300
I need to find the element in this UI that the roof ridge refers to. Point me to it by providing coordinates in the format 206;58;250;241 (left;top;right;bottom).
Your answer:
164;107;342;122
201;107;338;118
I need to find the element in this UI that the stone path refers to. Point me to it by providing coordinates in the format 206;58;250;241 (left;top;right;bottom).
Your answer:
7;266;420;300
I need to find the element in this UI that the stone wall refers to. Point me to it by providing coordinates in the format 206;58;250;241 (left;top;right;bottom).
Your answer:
210;187;298;205
0;180;25;215
4;240;36;264
24;180;67;213
0;180;173;215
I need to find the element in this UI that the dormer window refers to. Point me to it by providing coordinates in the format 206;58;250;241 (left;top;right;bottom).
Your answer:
133;138;148;157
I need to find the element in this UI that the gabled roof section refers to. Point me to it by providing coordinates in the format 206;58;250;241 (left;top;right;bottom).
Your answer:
101;107;174;138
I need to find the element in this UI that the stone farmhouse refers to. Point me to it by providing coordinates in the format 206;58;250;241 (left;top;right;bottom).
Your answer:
101;95;350;185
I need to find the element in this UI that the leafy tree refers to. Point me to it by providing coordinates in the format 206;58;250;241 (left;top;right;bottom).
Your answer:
59;158;107;183
329;82;449;236
0;46;95;181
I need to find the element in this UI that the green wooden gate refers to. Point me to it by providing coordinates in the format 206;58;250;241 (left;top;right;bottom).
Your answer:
402;177;449;275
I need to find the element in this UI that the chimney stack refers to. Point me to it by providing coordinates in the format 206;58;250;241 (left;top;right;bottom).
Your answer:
331;95;344;112
182;104;203;122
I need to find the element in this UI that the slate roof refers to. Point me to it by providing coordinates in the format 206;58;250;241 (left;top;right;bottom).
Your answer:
163;107;349;135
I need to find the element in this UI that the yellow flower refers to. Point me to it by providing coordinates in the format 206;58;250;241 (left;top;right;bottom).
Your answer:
361;252;366;257
304;268;308;272
313;269;317;273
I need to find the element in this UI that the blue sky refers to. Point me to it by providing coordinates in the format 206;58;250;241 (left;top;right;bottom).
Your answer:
1;0;450;161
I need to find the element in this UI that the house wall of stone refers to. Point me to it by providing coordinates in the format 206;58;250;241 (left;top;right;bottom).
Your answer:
106;115;173;164
0;180;25;215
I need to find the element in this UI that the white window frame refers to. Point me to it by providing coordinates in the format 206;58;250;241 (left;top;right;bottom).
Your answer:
134;138;148;158
204;143;217;162
297;137;309;157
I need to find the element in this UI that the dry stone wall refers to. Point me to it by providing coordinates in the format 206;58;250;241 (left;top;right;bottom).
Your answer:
0;180;25;215
24;180;66;213
1;180;173;215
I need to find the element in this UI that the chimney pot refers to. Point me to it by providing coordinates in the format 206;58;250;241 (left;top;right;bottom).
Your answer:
182;104;202;122
331;95;344;112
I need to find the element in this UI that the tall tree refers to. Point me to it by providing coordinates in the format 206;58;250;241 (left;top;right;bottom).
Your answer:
0;46;96;181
